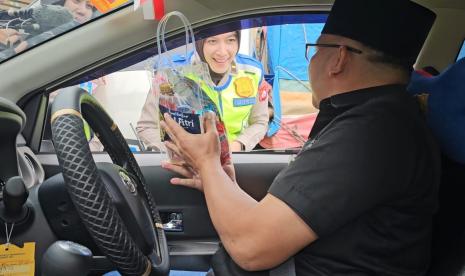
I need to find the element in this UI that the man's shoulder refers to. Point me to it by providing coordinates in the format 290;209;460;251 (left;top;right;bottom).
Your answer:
346;86;418;122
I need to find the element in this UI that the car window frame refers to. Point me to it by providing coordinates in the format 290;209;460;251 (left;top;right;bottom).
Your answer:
34;11;330;154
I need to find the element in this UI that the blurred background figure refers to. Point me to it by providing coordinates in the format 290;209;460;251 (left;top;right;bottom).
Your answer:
0;0;98;60
47;0;95;23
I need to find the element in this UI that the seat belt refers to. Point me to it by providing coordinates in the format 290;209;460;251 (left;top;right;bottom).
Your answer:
269;257;296;276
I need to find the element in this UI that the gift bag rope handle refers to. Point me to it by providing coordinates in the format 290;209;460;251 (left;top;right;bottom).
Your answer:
156;11;197;69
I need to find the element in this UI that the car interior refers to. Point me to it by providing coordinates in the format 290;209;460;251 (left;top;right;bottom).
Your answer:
0;0;465;275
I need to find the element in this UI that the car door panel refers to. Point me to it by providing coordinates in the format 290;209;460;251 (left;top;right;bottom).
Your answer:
38;153;289;270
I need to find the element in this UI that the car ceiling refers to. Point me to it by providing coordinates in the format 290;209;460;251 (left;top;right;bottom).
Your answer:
420;0;465;9
0;0;463;104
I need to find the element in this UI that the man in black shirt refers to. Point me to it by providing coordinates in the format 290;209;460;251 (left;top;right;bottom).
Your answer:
160;0;440;275
269;84;440;275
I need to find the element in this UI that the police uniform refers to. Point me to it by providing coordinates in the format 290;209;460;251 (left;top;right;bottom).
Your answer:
136;52;269;151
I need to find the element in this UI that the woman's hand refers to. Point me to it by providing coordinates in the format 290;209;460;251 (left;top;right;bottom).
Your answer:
230;141;244;152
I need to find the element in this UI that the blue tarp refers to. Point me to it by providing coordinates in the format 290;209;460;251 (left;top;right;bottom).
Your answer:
267;23;325;81
265;22;325;137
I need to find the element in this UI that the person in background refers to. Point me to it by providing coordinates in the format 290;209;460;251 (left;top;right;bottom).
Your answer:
137;30;270;152
52;0;95;24
160;0;440;274
0;0;96;58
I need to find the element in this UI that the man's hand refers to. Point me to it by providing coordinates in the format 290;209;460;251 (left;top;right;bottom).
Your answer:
161;161;203;190
161;159;236;192
160;111;221;171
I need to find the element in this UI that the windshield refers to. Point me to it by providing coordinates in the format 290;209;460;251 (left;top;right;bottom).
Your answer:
0;0;130;62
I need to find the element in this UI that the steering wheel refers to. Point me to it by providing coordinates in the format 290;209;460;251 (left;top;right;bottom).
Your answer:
50;87;169;275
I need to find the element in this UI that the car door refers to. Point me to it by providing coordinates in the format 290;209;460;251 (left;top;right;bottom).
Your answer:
31;12;328;272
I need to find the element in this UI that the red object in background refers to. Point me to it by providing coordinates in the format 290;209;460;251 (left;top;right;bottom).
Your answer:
216;119;231;166
258;80;272;102
260;113;318;150
91;0;131;13
153;0;165;20
137;0;165;20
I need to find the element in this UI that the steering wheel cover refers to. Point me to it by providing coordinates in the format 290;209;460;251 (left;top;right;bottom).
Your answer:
51;87;169;275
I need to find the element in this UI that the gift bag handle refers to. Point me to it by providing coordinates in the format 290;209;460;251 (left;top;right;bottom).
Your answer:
156;11;197;69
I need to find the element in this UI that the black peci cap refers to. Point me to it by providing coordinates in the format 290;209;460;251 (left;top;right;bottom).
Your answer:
322;0;436;68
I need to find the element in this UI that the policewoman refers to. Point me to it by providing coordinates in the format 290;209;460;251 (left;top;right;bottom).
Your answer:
137;30;269;151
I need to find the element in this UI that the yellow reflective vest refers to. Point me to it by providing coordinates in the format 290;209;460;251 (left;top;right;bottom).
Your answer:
179;53;263;142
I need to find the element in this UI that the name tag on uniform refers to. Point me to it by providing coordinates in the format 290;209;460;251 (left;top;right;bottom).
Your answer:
233;97;256;107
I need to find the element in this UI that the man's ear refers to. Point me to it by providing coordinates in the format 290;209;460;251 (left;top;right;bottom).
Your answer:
328;46;349;76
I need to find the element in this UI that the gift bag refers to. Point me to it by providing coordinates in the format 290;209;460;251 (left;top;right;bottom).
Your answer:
152;11;230;165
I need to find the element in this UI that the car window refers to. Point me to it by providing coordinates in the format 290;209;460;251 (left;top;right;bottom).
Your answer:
41;14;328;153
41;45;194;153
0;0;131;63
456;39;465;61
260;23;323;150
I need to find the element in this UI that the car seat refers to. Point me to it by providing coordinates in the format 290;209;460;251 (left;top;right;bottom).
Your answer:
408;57;465;165
408;58;465;275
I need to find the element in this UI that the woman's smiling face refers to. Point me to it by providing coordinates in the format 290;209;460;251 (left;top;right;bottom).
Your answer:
203;32;239;74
